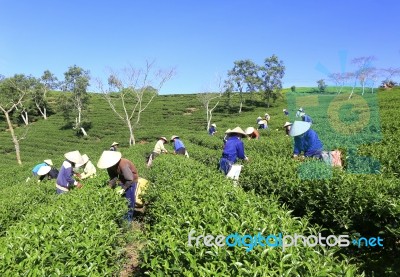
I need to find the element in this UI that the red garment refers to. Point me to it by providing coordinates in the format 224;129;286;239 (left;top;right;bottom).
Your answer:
250;129;260;139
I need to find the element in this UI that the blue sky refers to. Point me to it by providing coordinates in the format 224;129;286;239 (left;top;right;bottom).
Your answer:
1;0;399;94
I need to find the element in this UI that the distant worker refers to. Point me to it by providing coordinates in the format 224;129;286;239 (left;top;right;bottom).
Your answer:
170;135;187;156
219;127;249;176
245;127;260;140
258;120;267;130
209;123;217;135
264;113;271;122
147;137;168;167
283;122;292;136
256;116;262;124
76;154;97;179
283;109;289;116
295;107;304;118
300;112;313;123
110;142;119;151
56;151;84;194
97;151;138;223
289;121;323;159
31;159;57;182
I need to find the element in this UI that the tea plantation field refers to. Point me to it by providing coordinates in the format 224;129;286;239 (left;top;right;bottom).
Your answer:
0;88;399;276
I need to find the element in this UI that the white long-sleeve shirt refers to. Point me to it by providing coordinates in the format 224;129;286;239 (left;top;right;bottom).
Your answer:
153;140;167;154
80;161;97;179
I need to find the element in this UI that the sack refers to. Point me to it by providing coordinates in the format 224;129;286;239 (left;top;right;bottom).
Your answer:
135;177;149;207
226;164;243;181
322;150;343;169
185;150;190;158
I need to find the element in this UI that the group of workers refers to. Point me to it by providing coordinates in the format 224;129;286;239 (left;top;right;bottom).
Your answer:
28;106;328;222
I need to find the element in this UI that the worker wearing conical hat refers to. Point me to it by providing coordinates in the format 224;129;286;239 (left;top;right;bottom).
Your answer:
56;151;84;194
289;121;323;159
147;137;168;167
208;123;217;135
97;151;139;223
170;135;187;155
110;142;119;151
76;154;97;179
245;127;260;140
219;127;249;175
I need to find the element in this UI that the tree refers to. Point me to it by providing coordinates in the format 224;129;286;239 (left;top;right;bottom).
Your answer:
381;67;400;88
97;61;175;146
351;56;376;95
259;55;285;107
227;60;259;113
33;70;58;120
0;74;34;164
60;65;90;136
317;79;327;92
290;85;296;92
197;75;223;131
328;72;347;94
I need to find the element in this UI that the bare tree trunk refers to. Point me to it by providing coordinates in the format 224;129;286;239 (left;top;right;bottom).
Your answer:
35;102;47;119
348;80;357;100
80;128;88;136
4;111;22;165
127;121;135;145
239;93;243;113
21;110;29;125
361;82;365;95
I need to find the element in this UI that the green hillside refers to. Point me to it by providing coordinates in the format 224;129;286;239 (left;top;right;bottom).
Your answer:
0;88;399;276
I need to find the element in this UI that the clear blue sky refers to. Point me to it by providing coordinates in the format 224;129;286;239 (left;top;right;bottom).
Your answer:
1;0;399;94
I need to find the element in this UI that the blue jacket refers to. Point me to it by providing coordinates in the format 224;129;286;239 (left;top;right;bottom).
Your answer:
173;139;185;151
302;114;313;123
32;162;47;175
221;136;246;163
209;126;216;135
293;129;323;157
56;160;77;188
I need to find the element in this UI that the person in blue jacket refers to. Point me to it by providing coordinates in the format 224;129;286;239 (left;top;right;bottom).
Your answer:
289;121;323;159
283;109;289;116
208;123;217;135
219;127;249;175
56;151;84;194
170;135;187;155
300;112;313;123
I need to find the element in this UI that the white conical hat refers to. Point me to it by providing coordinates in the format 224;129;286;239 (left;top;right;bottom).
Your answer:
283;122;292;128
97;151;122;169
64;151;84;165
258;120;265;125
228;127;246;136
76;154;89;168
225;128;232;134
44;159;53;166
170;135;179;141
211;123;216;127
245;127;255;135
111;142;119;146
289;121;311;137
37;165;51;176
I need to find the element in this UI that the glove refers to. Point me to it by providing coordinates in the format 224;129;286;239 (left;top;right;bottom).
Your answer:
76;182;83;189
116;188;125;195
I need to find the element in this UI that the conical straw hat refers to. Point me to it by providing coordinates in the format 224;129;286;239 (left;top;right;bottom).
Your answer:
64;151;84;165
289;121;311;137
228;127;246;136
225;128;232;134
37;165;51;176
111;142;119;146
44;159;53;166
97;151;122;169
76;154;89;168
170;135;179;141
283;122;292;128
245;127;255;135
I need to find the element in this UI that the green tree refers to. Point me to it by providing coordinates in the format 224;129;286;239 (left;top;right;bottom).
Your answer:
317;79;327;92
227;60;259;113
0;74;35;164
259;55;285;107
60;65;90;136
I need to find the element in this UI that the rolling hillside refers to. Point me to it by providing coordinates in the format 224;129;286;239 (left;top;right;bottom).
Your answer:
0;88;399;276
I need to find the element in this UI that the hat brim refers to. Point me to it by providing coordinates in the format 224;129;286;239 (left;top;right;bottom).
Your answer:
228;127;247;137
289;121;311;137
97;151;122;169
245;127;255;135
37;165;51;176
64;151;84;165
44;159;53;166
76;154;89;168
